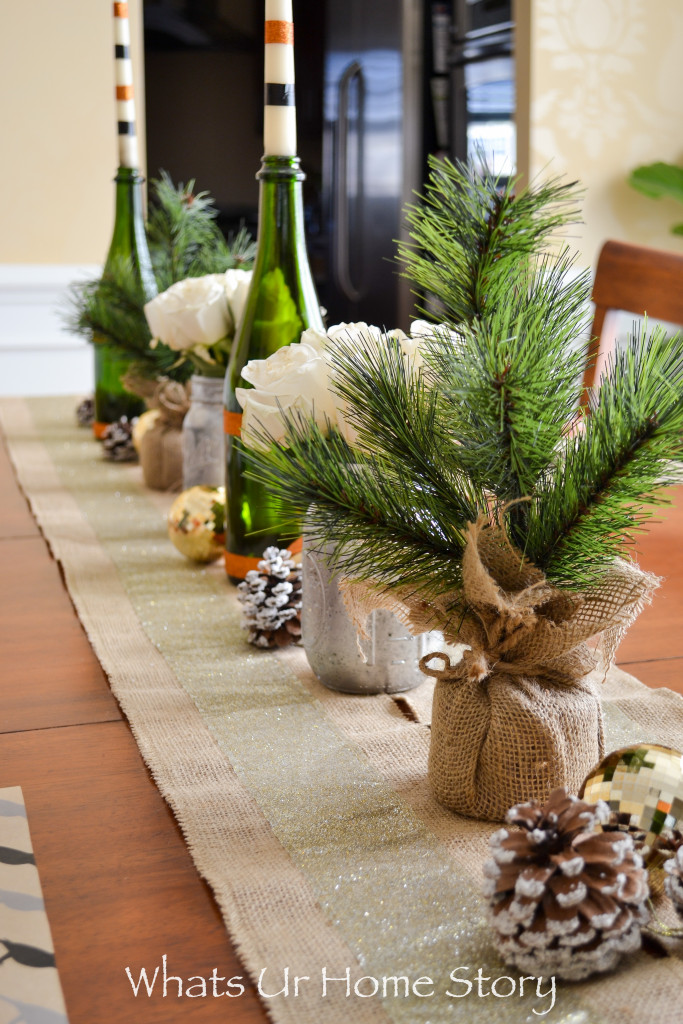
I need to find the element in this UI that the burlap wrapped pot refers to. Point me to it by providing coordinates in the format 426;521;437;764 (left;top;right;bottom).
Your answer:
138;379;189;492
341;515;659;822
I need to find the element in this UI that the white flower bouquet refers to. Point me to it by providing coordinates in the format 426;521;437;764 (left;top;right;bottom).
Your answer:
144;269;252;377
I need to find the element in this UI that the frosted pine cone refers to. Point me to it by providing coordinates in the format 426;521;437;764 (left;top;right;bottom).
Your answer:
663;843;683;912
75;396;94;427
102;416;138;462
483;788;649;981
237;546;302;648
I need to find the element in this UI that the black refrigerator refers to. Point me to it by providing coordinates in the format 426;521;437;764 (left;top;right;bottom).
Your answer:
143;1;515;332
318;0;515;330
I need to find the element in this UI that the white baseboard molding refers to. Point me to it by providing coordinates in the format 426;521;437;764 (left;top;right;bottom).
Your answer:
0;264;101;396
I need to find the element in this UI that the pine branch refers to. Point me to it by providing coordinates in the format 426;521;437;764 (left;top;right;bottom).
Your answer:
526;324;683;586
244;421;472;601
243;160;683;600
325;330;486;527
63;173;255;382
397;156;583;325
147;172;223;288
147;173;256;287
426;250;590;515
189;225;256;277
64;256;190;382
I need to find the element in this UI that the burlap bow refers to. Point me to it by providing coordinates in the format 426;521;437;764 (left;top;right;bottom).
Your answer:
342;515;659;687
341;515;660;820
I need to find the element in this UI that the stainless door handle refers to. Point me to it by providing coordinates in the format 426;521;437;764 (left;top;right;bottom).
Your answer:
334;59;365;303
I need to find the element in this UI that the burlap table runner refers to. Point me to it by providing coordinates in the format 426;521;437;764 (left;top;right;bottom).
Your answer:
2;395;683;1024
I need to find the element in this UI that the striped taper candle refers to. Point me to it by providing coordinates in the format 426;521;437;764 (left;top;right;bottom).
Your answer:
264;0;297;156
112;1;139;168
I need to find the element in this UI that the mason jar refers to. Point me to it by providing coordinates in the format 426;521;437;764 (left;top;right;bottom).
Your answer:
182;375;225;489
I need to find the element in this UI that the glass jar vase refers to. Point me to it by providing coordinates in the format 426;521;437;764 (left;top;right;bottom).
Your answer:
182;375;225;489
301;534;441;695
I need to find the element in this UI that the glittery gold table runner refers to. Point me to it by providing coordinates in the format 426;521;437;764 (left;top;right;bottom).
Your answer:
2;395;683;1024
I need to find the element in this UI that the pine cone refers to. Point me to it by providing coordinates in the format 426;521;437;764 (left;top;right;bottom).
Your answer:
237;546;302;648
484;788;649;980
75;397;94;427
663;839;683;912
102;416;139;462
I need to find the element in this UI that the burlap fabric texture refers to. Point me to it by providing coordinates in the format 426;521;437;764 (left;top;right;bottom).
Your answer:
137;378;189;491
342;515;660;822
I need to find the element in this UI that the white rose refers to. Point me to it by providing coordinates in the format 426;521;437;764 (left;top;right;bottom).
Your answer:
224;268;252;334
299;327;328;353
409;320;463;371
326;321;384;346
410;320;460;345
236;341;341;449
144;274;230;352
325;320;423;382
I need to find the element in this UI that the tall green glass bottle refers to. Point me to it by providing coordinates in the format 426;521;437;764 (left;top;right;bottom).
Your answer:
224;0;323;580
93;167;157;438
224;155;323;580
95;1;156;437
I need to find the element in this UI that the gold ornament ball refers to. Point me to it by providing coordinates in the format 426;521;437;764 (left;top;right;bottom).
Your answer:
168;486;226;563
580;743;683;852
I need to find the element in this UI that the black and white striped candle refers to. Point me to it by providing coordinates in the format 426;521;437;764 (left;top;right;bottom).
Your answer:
113;2;139;168
264;0;297;157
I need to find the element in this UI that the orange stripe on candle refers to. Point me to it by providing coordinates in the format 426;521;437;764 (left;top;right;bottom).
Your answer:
225;537;303;578
113;2;129;17
224;410;243;437
116;85;134;100
265;20;294;45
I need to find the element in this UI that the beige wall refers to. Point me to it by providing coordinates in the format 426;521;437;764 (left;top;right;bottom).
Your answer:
521;0;683;269
0;0;146;265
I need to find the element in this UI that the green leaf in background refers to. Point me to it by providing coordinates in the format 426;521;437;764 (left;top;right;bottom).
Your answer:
629;162;683;204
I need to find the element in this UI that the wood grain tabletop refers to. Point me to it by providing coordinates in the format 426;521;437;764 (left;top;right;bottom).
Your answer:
0;427;681;1022
0;434;267;1023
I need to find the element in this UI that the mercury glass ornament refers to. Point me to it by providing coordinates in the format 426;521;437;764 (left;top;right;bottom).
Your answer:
168;486;226;563
580;744;683;851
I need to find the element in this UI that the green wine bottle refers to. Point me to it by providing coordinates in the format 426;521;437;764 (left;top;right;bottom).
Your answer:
224;0;322;580
93;167;157;438
94;2;157;437
224;157;323;581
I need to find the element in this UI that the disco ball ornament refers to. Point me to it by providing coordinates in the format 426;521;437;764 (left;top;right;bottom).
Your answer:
168;486;226;563
580;744;683;854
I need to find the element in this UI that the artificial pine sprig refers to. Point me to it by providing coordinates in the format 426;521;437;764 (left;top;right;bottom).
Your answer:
148;171;255;289
427;249;590;506
246;417;473;601
65;174;255;382
527;324;683;585
243;159;683;597
68;253;185;381
397;155;582;324
328;332;483;522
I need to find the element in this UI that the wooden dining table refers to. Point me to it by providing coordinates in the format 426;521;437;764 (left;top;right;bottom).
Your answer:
0;421;682;1024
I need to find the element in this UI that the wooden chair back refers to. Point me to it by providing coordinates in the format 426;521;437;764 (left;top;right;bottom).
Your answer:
584;239;683;394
